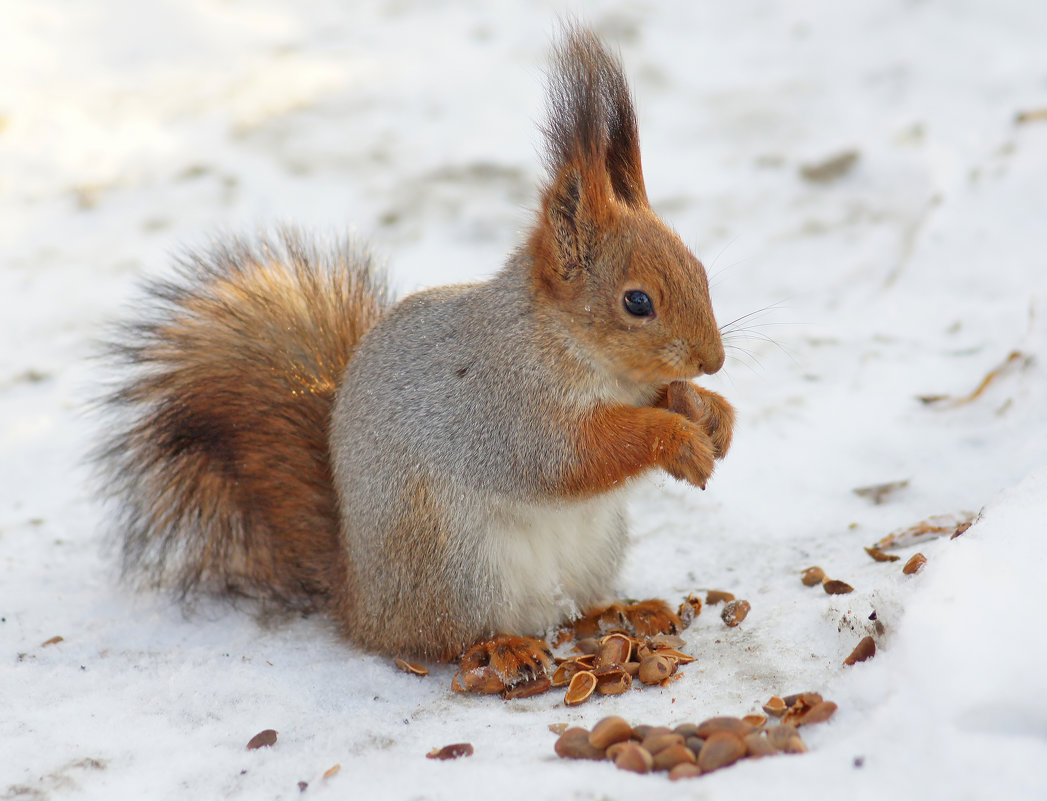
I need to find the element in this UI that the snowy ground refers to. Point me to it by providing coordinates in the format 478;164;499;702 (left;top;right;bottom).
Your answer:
2;1;1046;799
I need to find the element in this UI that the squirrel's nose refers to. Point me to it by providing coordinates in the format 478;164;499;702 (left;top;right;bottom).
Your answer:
696;339;725;375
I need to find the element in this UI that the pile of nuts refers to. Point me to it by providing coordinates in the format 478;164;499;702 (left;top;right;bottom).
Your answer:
553;693;837;779
554;631;695;706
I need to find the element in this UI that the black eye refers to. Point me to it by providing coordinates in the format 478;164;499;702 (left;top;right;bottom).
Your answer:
623;290;654;317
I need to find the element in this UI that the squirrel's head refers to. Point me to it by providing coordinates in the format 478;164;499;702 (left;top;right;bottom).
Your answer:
527;27;724;388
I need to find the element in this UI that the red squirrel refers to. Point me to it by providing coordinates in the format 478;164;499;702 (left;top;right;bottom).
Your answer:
97;26;734;691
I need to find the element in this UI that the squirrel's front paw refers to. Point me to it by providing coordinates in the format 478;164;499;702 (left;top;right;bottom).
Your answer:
453;634;554;693
666;381;734;460
664;419;717;489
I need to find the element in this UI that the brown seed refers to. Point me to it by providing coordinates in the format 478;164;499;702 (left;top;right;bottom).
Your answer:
763;696;787;717
864;547;900;563
630;724;654;741
622;661;641;676
695;716;754;738
594;669;632;695
502;677;551;699
721;599;751;627
638;654;675;685
903;553;927;575
589;716;633;750
685;736;705;754
564;670;597;705
246;729;278;750
951;521;972;539
798;700;838;725
669;763;702;781
742;713;767;728
743;732;777;758
41;636;64;647
394;658;429;676
801;566;826;586
697;732;746;772
766;724;801;752
641;732;685;755
706;590;735;605
595;633;632;668
653;743;697;772
822;579;854;595
782;692;822;707
844;636;877;666
614;743;653;774
554;728;605;760
678;593;703;627
673;723;701;738
426;743;474;760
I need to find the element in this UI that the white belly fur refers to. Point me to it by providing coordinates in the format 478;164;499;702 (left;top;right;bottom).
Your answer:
483;492;628;636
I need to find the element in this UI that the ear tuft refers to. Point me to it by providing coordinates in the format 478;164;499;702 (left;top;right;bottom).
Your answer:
540;24;648;208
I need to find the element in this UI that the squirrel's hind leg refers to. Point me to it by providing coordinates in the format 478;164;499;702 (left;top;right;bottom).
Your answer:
452;634;554;694
570;599;683;639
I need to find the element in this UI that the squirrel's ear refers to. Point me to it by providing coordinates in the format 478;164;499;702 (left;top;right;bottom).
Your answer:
539;162;613;283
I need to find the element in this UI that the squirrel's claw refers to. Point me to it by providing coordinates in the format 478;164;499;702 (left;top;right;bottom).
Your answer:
454;634;554;693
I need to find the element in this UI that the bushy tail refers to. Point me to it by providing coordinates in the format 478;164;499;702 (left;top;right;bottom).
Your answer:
95;229;392;614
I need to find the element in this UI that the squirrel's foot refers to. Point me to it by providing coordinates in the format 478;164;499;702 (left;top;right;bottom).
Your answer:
571;599;682;639
453;634;554;694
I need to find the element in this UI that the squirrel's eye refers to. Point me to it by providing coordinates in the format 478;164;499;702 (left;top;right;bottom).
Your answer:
623;290;654;318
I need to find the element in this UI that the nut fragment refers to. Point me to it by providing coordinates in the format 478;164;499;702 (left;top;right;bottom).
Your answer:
864;547;900;563
677;593;702;626
614;742;654;774
721;599;751;627
638;654;675;685
453;665;505;694
502;677;551;699
564;670;597;705
844;636;876;666
595;633;632;668
822;579;854;595
697;732;746;772
555;728;604;760
742;714;767;728
426;743;474;760
594;668;632;695
903;553;927;575
648;633;686;650
394;658;429;676
762;696;787;717
246;729;278;750
705;590;735;605
801;567;826;586
589;716;633;750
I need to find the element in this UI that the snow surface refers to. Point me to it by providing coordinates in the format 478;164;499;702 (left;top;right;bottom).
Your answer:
2;1;1046;799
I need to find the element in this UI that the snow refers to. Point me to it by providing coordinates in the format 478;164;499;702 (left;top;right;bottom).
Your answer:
2;1;1046;799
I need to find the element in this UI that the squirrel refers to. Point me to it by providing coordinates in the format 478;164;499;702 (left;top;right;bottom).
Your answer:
96;26;735;691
